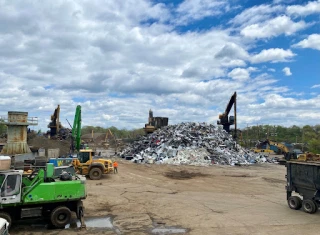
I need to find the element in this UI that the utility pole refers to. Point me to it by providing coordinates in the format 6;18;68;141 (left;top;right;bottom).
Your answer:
302;129;304;151
246;123;249;148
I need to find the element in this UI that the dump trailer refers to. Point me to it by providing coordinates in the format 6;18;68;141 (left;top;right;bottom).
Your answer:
286;160;320;214
0;163;86;229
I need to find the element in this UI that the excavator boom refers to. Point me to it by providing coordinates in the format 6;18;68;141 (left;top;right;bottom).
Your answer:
217;92;237;137
71;105;82;152
223;92;237;117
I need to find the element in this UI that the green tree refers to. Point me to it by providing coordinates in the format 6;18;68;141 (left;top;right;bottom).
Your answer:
308;139;320;154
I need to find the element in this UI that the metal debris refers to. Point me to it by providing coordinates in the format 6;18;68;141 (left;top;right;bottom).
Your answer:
120;122;275;166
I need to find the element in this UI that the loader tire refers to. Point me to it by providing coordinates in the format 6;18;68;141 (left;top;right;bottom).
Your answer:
302;199;317;214
288;196;302;210
0;212;12;229
50;206;72;228
89;167;102;180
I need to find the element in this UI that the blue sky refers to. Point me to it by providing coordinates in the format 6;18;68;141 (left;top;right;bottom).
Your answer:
0;0;319;132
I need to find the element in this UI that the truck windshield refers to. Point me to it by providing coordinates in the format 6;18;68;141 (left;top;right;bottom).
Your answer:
1;174;21;197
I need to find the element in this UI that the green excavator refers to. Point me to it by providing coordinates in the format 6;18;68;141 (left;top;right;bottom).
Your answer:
0;162;87;229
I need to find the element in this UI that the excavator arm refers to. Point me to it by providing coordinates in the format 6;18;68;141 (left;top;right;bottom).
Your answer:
71;105;81;153
217;92;237;137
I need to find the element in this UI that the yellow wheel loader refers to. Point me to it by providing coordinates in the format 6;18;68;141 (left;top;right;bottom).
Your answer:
72;149;113;180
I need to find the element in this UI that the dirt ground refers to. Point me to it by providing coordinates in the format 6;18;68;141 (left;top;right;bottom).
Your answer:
11;159;320;235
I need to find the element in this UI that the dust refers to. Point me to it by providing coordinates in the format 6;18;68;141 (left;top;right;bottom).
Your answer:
164;170;207;180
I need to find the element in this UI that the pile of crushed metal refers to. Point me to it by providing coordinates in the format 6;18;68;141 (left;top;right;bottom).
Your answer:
120;122;276;166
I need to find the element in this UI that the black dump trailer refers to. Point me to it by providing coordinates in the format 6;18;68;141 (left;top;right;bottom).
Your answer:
286;161;320;214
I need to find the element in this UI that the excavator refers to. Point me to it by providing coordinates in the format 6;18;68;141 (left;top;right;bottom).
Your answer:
217;92;237;138
144;109;169;134
254;139;297;164
268;140;293;155
47;105;70;139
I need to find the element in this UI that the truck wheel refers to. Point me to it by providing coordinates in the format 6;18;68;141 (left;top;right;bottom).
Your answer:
288;196;302;210
89;168;102;180
302;199;317;214
50;206;72;228
0;212;12;229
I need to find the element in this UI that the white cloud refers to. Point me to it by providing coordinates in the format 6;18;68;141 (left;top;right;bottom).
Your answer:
228;68;250;81
251;48;296;63
175;0;229;25
282;67;292;76
251;94;320;110
241;15;308;39
311;84;320;89
247;67;258;72
215;42;249;60
293;34;320;50
230;4;284;27
102;114;112;120
287;0;320;16
268;68;276;72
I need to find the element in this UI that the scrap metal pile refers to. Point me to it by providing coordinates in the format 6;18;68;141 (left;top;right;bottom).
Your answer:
120;122;275;166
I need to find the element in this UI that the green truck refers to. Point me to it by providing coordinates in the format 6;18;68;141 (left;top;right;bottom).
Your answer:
0;163;87;229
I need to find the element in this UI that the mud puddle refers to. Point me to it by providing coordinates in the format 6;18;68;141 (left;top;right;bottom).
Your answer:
12;216;115;231
151;227;187;234
164;170;207;180
12;215;187;234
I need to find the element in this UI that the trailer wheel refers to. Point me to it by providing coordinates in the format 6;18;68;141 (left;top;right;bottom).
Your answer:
50;206;72;228
288;196;302;210
0;212;12;229
313;200;319;212
89;167;102;180
302;199;317;214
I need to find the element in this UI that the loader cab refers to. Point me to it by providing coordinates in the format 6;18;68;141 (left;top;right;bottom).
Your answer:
77;150;95;164
0;170;23;204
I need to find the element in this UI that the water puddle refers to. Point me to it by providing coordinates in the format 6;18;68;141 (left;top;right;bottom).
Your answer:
12;215;186;235
151;227;187;234
66;216;114;229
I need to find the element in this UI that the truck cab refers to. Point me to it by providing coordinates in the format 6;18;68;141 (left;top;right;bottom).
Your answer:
0;170;23;205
